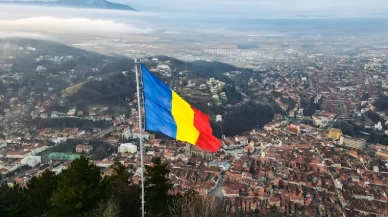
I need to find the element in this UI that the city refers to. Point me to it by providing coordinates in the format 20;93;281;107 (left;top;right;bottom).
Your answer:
1;0;388;217
1;36;388;216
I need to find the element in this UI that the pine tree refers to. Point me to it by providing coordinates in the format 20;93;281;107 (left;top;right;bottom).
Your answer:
106;161;130;186
105;161;141;217
50;156;103;217
144;157;173;217
23;170;59;217
118;185;142;217
0;183;26;217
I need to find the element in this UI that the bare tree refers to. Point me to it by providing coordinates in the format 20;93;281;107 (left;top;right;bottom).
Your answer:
84;199;120;217
168;189;226;217
168;189;285;217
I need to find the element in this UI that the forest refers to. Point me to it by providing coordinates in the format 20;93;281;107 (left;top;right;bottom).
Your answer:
213;101;275;137
68;72;136;112
373;94;388;111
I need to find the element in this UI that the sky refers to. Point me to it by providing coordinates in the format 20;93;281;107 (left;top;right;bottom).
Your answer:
116;0;388;17
1;0;388;39
1;0;388;17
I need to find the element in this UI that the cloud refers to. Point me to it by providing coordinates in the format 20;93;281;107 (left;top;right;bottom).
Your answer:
0;4;155;24
0;3;153;17
0;16;154;35
0;4;155;37
0;31;48;39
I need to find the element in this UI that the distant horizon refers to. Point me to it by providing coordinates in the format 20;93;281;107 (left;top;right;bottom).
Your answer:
2;0;388;18
2;1;388;38
114;0;388;18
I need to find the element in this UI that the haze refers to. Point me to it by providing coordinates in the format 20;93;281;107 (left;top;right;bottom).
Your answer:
119;0;388;17
2;0;388;62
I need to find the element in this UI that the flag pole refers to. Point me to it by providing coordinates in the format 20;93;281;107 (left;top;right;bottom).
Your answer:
135;59;145;217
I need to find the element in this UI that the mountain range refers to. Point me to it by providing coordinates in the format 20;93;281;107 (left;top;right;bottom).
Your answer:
0;0;137;11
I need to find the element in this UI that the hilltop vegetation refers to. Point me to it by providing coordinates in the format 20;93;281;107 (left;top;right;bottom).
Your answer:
0;157;282;217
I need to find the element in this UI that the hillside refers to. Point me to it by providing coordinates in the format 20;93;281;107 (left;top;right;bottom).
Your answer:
67;72;136;114
0;0;137;11
0;38;280;137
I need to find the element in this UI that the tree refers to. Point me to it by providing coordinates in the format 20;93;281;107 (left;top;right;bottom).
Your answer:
104;161;141;217
118;185;142;217
47;141;56;147
84;199;120;217
168;189;226;217
144;157;173;217
270;204;277;216
23;170;59;217
0;183;26;217
50;156;103;217
105;161;130;191
91;145;109;160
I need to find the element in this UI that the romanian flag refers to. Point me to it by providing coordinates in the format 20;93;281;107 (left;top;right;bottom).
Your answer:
141;64;221;152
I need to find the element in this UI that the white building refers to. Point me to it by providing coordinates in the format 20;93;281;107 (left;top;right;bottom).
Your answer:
334;179;343;190
7;151;29;159
375;122;383;131
123;130;132;140
30;145;49;155
51;137;67;144
312;116;330;127
118;143;137;154
95;161;114;168
235;136;249;145
36;66;46;72
157;64;171;71
132;131;150;140
21;156;41;167
67;108;76;116
51;111;59;118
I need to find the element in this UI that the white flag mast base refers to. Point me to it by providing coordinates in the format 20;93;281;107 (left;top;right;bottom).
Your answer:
135;59;145;217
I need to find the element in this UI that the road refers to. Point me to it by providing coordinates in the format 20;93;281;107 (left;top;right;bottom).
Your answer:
211;175;224;198
326;86;345;130
313;146;346;207
301;134;346;207
95;127;115;139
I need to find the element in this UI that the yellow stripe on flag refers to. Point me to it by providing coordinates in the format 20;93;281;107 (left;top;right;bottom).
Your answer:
171;91;199;145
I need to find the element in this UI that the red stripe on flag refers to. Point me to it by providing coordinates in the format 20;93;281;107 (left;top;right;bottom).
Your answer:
191;107;221;152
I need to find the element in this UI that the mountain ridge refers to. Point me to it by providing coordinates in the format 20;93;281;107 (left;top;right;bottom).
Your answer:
0;0;137;11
